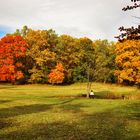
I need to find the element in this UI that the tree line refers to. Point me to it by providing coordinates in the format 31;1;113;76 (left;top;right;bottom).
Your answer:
0;26;139;86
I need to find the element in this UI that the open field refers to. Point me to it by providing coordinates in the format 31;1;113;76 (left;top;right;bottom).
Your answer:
0;83;140;140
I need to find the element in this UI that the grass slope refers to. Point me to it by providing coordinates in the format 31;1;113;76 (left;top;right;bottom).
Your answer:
0;83;140;140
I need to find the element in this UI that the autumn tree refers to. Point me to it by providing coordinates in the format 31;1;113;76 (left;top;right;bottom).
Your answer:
26;29;57;83
3;26;119;85
48;63;64;84
115;40;140;85
0;36;28;84
115;0;140;86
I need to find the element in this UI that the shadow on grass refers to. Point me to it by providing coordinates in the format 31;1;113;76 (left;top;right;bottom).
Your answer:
80;91;120;99
123;102;140;121
94;91;110;99
0;85;15;90
0;101;140;140
0;100;12;104
0;121;89;140
94;91;123;99
0;98;75;119
0;104;51;119
0;120;12;129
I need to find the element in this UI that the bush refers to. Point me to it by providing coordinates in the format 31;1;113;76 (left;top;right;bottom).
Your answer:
105;92;122;99
126;93;140;100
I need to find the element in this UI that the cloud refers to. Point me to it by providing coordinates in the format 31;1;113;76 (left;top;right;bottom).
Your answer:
0;0;139;40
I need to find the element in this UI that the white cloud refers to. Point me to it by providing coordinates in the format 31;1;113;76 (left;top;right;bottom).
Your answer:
0;0;139;40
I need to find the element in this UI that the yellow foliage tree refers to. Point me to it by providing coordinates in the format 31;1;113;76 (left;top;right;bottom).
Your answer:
115;40;140;84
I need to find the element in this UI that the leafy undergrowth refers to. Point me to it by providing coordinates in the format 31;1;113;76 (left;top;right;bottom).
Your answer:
0;83;140;140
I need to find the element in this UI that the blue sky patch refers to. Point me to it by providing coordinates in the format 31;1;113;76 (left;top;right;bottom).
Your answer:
0;25;12;38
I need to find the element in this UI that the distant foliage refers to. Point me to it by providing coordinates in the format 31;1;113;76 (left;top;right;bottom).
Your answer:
93;40;117;83
73;39;117;83
56;35;79;83
0;36;28;84
73;37;95;83
0;26;120;85
26;29;57;83
48;63;64;84
115;40;140;85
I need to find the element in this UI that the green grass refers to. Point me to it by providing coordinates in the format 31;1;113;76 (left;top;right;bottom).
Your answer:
0;83;140;140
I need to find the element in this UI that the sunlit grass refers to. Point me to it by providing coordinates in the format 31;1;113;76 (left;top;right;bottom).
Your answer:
0;83;140;140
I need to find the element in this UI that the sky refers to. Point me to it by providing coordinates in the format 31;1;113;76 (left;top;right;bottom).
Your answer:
0;0;139;41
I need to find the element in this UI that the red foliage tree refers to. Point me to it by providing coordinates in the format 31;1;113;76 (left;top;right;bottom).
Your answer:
48;63;64;84
0;36;28;84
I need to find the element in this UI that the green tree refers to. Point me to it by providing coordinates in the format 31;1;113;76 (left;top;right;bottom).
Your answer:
77;37;95;98
93;40;117;83
7;25;30;37
56;35;79;83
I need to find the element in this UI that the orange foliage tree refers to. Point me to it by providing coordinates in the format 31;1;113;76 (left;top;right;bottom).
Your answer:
115;39;140;84
48;63;64;84
0;36;28;84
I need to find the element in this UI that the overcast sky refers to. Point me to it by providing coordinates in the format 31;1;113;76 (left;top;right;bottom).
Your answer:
0;0;139;41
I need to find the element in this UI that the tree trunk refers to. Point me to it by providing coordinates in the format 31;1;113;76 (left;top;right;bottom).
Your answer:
86;66;92;98
87;82;92;98
12;80;15;85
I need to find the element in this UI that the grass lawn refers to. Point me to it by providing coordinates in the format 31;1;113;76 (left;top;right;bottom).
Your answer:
0;83;140;140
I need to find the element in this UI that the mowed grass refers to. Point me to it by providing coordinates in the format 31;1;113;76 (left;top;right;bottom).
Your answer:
0;83;140;140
